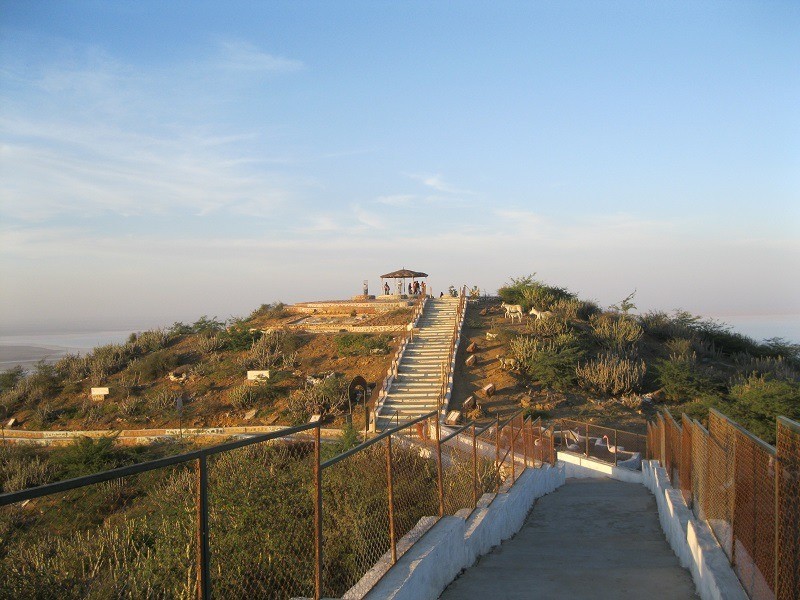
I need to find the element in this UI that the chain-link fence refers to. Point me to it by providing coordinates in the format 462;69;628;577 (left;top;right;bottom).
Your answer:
650;409;800;600
556;418;646;470
2;408;551;599
209;439;315;599
0;463;198;598
776;417;799;600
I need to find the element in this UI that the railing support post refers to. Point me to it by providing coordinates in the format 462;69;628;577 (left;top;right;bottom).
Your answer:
614;429;618;466
435;416;444;518
586;422;590;458
313;424;322;600
386;435;397;563
495;416;501;493
472;424;478;508
196;456;211;600
539;421;544;465
510;417;516;482
522;417;528;468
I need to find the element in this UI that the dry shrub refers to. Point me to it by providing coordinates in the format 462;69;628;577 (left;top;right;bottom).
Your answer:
0;450;55;493
195;335;224;354
732;353;800;382
551;298;600;321
147;390;177;413
55;353;90;382
576;352;647;396
589;313;643;355
525;315;567;338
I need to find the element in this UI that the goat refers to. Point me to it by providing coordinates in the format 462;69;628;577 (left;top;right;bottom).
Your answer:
528;307;554;320
501;302;524;323
498;356;520;371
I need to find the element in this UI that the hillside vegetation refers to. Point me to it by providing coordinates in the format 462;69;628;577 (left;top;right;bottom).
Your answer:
489;275;799;443
0;303;401;432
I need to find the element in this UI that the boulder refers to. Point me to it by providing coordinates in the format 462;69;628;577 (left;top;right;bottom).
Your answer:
465;354;477;367
466;342;478;353
482;383;496;397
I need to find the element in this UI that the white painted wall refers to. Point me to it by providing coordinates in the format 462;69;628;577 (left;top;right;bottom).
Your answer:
557;451;643;483
642;460;749;600
358;464;566;600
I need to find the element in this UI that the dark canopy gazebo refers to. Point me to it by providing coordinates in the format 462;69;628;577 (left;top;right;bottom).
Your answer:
380;268;428;296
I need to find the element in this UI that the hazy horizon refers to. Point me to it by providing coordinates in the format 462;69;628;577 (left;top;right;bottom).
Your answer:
2;2;798;333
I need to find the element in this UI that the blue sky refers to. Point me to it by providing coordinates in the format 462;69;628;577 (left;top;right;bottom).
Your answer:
1;1;798;333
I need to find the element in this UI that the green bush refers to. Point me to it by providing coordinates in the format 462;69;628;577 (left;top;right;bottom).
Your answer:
498;274;575;311
334;333;391;357
248;302;289;321
221;321;263;352
722;375;800;444
655;353;717;402
51;435;121;478
0;366;25;393
509;333;585;391
129;350;181;381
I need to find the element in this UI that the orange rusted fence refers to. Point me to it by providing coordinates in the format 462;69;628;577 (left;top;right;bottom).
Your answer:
649;408;800;600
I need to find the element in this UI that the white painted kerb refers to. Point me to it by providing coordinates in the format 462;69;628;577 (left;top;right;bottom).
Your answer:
359;464;565;600
642;460;748;600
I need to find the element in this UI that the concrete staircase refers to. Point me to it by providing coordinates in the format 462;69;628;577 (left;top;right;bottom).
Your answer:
375;297;460;431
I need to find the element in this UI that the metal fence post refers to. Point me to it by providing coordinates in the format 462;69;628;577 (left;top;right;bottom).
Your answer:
495;416;500;493
196;456;211;600
472;424;478;507
585;422;590;458
510;417;516;482
614;429;618;467
435;416;445;518
522;417;528;468
774;420;779;597
313;424;322;600
539;422;544;465
386;435;397;563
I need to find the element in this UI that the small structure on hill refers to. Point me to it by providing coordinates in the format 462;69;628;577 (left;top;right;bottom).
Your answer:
380;268;428;297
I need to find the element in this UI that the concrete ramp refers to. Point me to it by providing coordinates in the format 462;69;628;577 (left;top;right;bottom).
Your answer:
440;478;698;599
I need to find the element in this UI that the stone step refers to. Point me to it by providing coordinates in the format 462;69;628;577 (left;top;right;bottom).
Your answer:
390;386;441;395
386;386;439;401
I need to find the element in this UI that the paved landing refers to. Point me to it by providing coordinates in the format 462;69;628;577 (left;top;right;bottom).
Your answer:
440;478;698;599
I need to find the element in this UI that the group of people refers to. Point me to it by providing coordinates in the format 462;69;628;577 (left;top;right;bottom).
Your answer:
382;280;425;296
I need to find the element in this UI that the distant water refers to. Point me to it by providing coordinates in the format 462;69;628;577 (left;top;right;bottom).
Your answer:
708;315;800;345
0;314;798;373
0;330;138;370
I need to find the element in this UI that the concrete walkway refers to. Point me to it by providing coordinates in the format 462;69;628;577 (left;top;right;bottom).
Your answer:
440;478;698;599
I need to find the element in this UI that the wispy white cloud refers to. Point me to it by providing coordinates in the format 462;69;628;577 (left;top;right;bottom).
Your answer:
0;35;300;222
216;40;303;73
352;205;385;229
409;173;474;195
